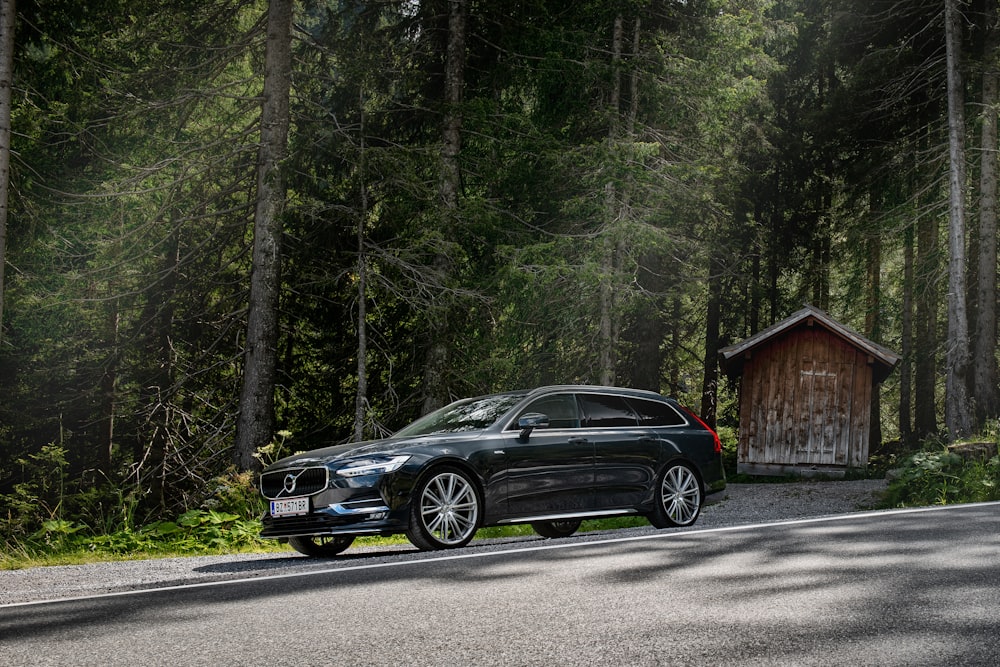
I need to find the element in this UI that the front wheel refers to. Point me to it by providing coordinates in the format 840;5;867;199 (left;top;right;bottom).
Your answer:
647;462;702;528
288;534;356;557
531;520;582;538
406;467;481;551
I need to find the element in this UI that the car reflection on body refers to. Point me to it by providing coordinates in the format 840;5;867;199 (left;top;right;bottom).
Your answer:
258;385;726;556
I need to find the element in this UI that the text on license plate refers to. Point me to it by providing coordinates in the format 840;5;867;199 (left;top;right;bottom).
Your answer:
270;497;309;517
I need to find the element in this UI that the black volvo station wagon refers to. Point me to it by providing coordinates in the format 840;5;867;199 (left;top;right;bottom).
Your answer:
259;385;726;556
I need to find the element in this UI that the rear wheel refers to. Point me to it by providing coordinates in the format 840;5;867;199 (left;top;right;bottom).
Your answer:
288;534;356;557
530;519;582;538
406;467;481;550
648;462;702;528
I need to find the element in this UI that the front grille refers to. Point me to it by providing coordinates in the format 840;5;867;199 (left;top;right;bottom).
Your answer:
261;513;345;538
260;466;329;499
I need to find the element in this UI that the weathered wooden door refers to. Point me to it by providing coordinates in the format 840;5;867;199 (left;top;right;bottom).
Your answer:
797;365;839;465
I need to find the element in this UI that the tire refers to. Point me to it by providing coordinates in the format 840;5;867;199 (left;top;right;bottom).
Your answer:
531;519;582;538
647;462;703;528
288;534;356;557
406;466;481;551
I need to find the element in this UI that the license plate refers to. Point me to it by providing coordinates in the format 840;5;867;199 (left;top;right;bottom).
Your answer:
270;497;309;517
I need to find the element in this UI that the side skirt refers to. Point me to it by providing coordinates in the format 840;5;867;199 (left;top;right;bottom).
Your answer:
495;508;640;525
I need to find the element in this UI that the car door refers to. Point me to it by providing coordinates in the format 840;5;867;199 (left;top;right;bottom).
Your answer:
582;393;661;510
501;393;595;517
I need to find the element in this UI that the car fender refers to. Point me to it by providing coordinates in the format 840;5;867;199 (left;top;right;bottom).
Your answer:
385;454;489;510
640;453;704;509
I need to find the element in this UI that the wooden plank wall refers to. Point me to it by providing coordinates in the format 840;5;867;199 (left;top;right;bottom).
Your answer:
737;326;874;470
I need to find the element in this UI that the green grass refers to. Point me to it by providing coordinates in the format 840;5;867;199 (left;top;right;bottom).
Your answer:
1;515;655;570
0;541;292;570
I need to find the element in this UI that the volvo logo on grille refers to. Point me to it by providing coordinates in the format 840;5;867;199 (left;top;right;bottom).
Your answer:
262;467;326;500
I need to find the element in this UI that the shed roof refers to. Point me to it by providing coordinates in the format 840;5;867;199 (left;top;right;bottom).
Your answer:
719;304;901;382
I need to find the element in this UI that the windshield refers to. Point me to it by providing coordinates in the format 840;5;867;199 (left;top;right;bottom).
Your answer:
395;393;524;437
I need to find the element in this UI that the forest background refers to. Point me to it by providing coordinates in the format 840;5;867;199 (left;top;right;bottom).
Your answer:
1;0;999;544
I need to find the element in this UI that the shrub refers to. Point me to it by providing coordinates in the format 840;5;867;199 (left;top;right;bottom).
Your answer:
200;469;266;521
1;463;275;567
882;449;1000;508
0;443;71;541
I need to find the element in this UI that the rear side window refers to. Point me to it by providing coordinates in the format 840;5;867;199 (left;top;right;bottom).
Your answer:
628;397;687;427
578;394;638;427
513;394;581;429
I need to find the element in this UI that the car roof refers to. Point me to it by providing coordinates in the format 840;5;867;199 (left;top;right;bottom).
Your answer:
453;385;674;407
522;385;669;401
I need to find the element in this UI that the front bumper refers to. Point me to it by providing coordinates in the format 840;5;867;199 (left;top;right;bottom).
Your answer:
260;500;410;539
259;465;416;539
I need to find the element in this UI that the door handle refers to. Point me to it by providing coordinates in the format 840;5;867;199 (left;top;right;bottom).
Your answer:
568;437;589;445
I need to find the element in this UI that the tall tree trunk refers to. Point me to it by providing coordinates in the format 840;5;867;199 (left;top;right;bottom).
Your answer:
943;0;973;438
439;0;466;215
701;254;722;428
749;203;763;335
973;15;999;427
619;18;659;392
0;0;14;345
899;225;914;445
666;296;683;396
98;298;120;478
865;225;882;450
913;103;940;440
235;0;292;471
627;17;640;136
627;249;665;392
768;210;781;324
421;0;467;414
914;206;939;439
354;244;368;442
598;13;625;387
354;88;369;442
139;227;179;511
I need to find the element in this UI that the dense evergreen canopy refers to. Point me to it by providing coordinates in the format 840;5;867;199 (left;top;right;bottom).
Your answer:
0;0;997;530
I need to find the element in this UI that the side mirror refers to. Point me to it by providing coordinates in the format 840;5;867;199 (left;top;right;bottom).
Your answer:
518;413;549;440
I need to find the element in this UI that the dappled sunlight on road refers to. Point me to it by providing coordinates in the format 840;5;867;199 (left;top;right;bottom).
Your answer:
2;504;998;666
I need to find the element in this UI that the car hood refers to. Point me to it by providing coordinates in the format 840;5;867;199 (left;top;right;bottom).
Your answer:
263;431;485;470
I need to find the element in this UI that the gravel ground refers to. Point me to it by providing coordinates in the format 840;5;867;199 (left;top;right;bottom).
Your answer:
0;478;888;606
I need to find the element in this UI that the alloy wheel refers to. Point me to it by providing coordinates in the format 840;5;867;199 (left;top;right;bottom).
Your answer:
414;469;480;548
659;463;702;527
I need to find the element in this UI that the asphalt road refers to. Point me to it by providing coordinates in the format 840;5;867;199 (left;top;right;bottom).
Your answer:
2;503;998;666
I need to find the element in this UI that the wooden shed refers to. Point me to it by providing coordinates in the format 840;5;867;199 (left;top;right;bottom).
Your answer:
719;305;900;476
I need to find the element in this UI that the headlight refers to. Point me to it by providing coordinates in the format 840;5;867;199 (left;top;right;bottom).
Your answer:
336;455;411;478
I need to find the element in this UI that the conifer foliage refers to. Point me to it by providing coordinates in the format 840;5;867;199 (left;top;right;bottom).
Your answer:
0;1;998;535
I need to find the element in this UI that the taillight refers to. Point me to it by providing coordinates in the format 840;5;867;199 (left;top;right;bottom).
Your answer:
681;406;722;454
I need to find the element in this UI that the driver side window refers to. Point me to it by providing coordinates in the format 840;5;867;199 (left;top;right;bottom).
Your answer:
516;394;581;429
